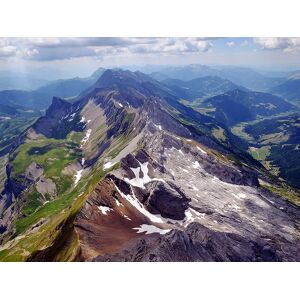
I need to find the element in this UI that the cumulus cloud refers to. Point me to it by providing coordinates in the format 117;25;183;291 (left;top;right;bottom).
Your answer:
0;37;215;61
0;45;17;57
240;40;249;47
254;37;300;52
226;41;235;47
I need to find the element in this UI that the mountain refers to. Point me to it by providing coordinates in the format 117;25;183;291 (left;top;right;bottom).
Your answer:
162;76;242;100
270;78;300;101
0;69;299;262
216;66;285;91
201;89;296;126
233;113;300;189
0;68;106;110
36;67;106;100
146;64;284;91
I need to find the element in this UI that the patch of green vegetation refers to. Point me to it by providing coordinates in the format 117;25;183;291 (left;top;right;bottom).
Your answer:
231;123;255;143
249;146;271;161
11;138;81;177
212;127;227;142
22;188;43;216
262;184;300;206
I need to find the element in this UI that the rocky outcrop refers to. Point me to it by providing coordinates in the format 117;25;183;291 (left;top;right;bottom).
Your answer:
143;181;190;220
33;97;85;139
94;222;300;262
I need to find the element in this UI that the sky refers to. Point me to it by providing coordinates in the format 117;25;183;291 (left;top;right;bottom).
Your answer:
0;37;300;79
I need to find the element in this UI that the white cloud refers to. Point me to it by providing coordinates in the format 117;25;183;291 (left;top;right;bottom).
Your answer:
0;37;215;61
226;41;235;47
240;40;249;47
254;37;300;52
0;45;17;57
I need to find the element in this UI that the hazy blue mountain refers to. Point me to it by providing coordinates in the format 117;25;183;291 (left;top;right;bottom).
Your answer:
0;68;106;110
162;76;242;100
146;64;285;92
201;89;296;125
270;78;300;101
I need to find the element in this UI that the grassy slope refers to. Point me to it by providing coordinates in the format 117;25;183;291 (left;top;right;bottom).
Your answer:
0;116;139;261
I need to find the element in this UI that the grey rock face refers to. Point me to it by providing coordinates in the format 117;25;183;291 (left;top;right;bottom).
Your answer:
144;181;190;220
93;222;287;262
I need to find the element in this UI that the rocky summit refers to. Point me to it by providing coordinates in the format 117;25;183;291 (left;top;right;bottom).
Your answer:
0;69;299;262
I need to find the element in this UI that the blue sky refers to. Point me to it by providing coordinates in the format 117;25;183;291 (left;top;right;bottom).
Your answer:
0;37;299;78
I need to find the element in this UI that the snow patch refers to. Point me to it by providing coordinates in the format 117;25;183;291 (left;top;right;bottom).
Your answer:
80;116;85;123
103;161;117;170
184;208;205;227
114;184;165;224
81;158;85;166
98;206;112;215
133;224;171;235
74;169;83;185
80;129;92;148
124;215;131;221
124;161;165;189
192;161;200;169
154;124;162;131
115;199;122;206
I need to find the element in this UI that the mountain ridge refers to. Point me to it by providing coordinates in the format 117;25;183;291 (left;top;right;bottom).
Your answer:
0;68;299;262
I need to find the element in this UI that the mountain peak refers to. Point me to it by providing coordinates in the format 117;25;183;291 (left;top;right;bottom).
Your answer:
94;69;152;89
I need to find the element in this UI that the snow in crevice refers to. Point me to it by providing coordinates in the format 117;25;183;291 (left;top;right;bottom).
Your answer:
154;123;162;130
124;161;165;189
74;169;83;186
115;199;123;206
192;161;200;169
124;215;131;221
81;158;85;167
113;183;165;224
133;224;171;235
103;161;117;170
80;129;92;148
197;146;207;154
98;206;112;215
184;208;206;227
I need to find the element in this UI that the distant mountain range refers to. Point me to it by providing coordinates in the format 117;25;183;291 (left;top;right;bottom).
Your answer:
0;68;106;110
162;76;243;100
270;78;300;101
148;64;285;91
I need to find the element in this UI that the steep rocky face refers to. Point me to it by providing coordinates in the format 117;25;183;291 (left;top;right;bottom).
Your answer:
93;223;283;262
33;97;85;139
74;128;300;262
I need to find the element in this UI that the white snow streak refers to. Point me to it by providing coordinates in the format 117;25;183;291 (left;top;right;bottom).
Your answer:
103;161;117;170
197;146;207;154
98;206;112;215
125;161;165;189
80;129;92;148
74;169;83;185
133;224;171;235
